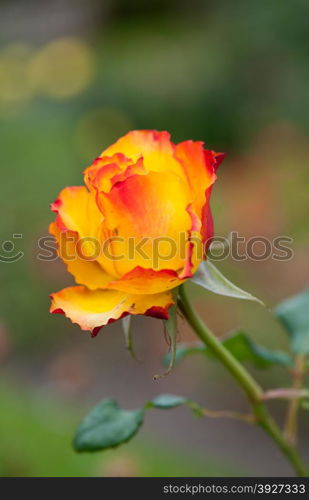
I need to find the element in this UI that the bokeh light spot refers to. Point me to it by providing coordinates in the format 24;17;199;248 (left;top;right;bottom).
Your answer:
28;37;95;99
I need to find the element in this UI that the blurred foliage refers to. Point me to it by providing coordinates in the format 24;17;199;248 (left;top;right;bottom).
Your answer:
275;288;309;355
0;380;236;477
163;330;292;369
74;393;204;453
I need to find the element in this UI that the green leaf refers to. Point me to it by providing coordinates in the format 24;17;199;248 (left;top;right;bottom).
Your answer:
274;288;309;355
191;260;264;306
164;305;177;370
162;343;206;366
149;394;188;409
222;332;292;368
147;394;204;417
121;316;138;360
163;331;292;369
74;393;202;453
154;305;178;379
301;400;309;410
73;399;144;452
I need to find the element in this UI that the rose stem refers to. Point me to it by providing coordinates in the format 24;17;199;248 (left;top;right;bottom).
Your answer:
284;354;306;445
178;285;307;477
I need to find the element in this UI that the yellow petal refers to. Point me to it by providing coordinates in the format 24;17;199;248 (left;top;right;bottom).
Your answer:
49;221;113;289
50;185;118;278
51;186;102;238
50;286;174;334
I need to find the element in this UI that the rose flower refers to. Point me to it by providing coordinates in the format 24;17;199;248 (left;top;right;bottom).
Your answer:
49;130;224;335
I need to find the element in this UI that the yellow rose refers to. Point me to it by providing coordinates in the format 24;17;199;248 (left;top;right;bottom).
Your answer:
49;130;224;335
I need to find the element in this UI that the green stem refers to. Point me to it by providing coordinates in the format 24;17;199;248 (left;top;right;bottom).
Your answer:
178;285;308;477
284;355;306;445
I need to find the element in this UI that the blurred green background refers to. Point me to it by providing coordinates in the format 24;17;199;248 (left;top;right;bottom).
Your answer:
0;0;308;476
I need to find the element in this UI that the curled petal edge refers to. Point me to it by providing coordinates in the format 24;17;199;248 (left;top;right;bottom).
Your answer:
50;286;174;336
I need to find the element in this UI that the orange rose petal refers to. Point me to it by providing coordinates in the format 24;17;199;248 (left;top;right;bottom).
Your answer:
200;152;225;247
97;170;193;275
101;130;186;181
107;266;184;294
175;141;215;215
49;131;222;332
50;286;174;335
175;141;225;245
201;184;215;249
109;157;146;187
84;153;134;194
178;203;202;280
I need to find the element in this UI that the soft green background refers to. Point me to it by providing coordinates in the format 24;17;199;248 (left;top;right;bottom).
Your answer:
0;0;308;476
